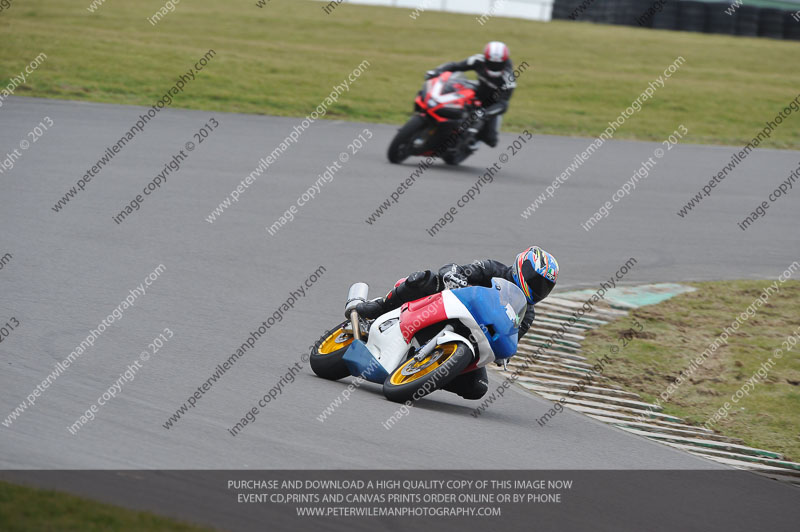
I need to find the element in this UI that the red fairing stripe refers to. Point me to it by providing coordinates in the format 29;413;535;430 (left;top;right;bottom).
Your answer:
399;292;447;343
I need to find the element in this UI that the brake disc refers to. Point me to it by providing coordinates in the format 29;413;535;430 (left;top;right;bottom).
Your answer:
400;349;444;376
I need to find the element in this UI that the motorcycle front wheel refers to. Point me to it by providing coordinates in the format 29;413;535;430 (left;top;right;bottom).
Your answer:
382;341;473;403
387;114;428;164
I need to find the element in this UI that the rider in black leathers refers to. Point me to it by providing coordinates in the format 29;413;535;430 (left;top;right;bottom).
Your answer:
426;41;516;148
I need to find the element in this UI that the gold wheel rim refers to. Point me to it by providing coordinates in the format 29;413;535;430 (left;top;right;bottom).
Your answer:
389;343;458;386
317;328;354;355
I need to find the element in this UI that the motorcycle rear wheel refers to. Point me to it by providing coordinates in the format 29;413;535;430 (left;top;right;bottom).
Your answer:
310;322;361;380
382;341;473;403
387;115;428;164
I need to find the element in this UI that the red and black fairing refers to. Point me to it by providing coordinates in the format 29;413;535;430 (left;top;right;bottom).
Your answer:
414;72;480;122
387;71;482;165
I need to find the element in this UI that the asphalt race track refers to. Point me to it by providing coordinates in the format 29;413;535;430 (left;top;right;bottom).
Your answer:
1;96;799;470
1;97;799;529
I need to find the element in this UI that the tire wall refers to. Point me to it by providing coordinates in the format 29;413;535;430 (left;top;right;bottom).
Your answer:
551;0;799;40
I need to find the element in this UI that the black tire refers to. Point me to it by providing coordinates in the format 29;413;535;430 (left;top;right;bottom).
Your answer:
758;8;785;39
551;0;581;20
706;4;736;35
678;1;708;33
615;0;644;27
382;341;473;403
652;1;679;30
735;6;760;36
786;12;800;41
442;144;470;166
388;115;428;164
310;322;359;380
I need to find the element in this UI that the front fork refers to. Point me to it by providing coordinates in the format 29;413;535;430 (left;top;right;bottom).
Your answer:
413;324;454;362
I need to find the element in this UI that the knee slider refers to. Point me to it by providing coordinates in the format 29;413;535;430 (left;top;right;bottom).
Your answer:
461;380;489;400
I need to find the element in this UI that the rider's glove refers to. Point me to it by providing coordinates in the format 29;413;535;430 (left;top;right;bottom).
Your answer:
442;267;468;290
424;70;438;80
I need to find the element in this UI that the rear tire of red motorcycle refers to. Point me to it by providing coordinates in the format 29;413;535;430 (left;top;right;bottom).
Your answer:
382;341;473;403
309;322;356;381
387;115;427;164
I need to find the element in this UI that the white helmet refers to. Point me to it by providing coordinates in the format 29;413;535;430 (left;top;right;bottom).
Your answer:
483;41;510;78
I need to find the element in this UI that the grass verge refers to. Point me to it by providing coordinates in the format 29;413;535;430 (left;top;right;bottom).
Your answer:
581;280;800;460
0;480;214;532
1;0;798;148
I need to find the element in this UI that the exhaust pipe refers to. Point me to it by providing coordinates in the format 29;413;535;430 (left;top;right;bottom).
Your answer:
344;283;369;341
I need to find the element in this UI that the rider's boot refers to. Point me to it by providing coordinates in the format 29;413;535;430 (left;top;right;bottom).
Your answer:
477;116;499;148
354;297;394;320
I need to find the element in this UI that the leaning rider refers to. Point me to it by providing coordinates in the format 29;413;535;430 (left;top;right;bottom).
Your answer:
425;41;516;148
355;246;559;399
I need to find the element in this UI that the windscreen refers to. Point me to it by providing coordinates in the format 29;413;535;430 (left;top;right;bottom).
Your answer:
492;277;527;328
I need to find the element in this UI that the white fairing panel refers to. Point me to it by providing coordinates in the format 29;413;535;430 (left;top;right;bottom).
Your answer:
436;331;475;357
441;291;495;368
365;308;409;375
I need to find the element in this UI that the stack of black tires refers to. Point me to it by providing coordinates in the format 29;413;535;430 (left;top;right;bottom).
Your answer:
552;0;800;40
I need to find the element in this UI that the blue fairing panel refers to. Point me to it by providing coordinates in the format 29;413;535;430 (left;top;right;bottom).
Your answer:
452;285;519;359
342;340;390;384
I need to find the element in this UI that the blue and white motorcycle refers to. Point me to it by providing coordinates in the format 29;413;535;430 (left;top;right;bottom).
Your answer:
310;278;526;403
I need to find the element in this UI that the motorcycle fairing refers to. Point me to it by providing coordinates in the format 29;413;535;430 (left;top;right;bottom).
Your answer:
342;339;390;384
343;307;409;384
449;281;519;362
415;71;478;122
398;292;447;343
440;290;495;368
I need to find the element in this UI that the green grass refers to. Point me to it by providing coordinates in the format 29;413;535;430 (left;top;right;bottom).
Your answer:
1;0;799;148
0;480;215;531
581;280;800;460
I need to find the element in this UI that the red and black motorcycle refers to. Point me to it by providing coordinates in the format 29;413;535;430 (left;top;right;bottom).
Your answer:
387;71;485;166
